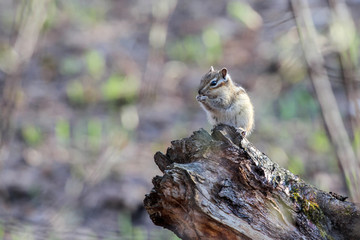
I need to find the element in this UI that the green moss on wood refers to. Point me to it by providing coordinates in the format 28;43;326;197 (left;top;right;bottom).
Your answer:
290;185;335;240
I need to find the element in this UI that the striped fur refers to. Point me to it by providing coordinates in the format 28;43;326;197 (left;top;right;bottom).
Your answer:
196;67;254;136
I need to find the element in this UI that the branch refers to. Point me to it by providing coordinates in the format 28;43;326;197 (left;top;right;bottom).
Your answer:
290;0;360;201
144;125;360;240
0;0;49;145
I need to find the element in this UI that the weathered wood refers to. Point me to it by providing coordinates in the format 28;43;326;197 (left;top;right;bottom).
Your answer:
144;124;360;240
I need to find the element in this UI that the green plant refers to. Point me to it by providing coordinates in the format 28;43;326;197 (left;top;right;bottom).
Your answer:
0;222;4;239
66;80;85;104
227;1;262;30
167;35;206;64
21;125;43;146
308;129;331;154
278;85;318;120
86;50;105;79
202;28;222;64
101;74;139;102
55;119;70;144
118;211;133;238
11;227;35;240
87;118;102;149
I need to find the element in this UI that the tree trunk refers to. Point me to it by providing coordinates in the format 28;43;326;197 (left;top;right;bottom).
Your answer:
143;124;360;240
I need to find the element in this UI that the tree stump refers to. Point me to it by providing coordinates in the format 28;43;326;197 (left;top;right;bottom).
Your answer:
143;124;360;240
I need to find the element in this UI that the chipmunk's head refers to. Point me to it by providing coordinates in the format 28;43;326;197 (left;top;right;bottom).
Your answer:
197;66;233;99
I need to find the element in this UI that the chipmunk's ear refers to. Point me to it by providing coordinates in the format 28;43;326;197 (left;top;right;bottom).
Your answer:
221;68;228;79
209;66;214;72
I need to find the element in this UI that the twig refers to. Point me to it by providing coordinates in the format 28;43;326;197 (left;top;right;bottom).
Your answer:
290;0;360;201
328;0;360;136
0;0;49;145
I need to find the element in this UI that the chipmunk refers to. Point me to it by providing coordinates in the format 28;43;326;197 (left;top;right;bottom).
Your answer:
196;66;254;136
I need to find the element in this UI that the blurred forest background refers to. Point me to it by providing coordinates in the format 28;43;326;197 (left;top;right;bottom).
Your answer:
0;0;359;239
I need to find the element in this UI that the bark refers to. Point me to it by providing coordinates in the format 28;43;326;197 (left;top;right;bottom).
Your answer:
143;124;360;240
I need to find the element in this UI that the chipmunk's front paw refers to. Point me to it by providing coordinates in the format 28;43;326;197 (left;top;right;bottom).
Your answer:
196;95;208;102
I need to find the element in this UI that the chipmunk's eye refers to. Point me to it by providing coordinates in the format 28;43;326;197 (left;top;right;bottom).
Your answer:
210;80;217;86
